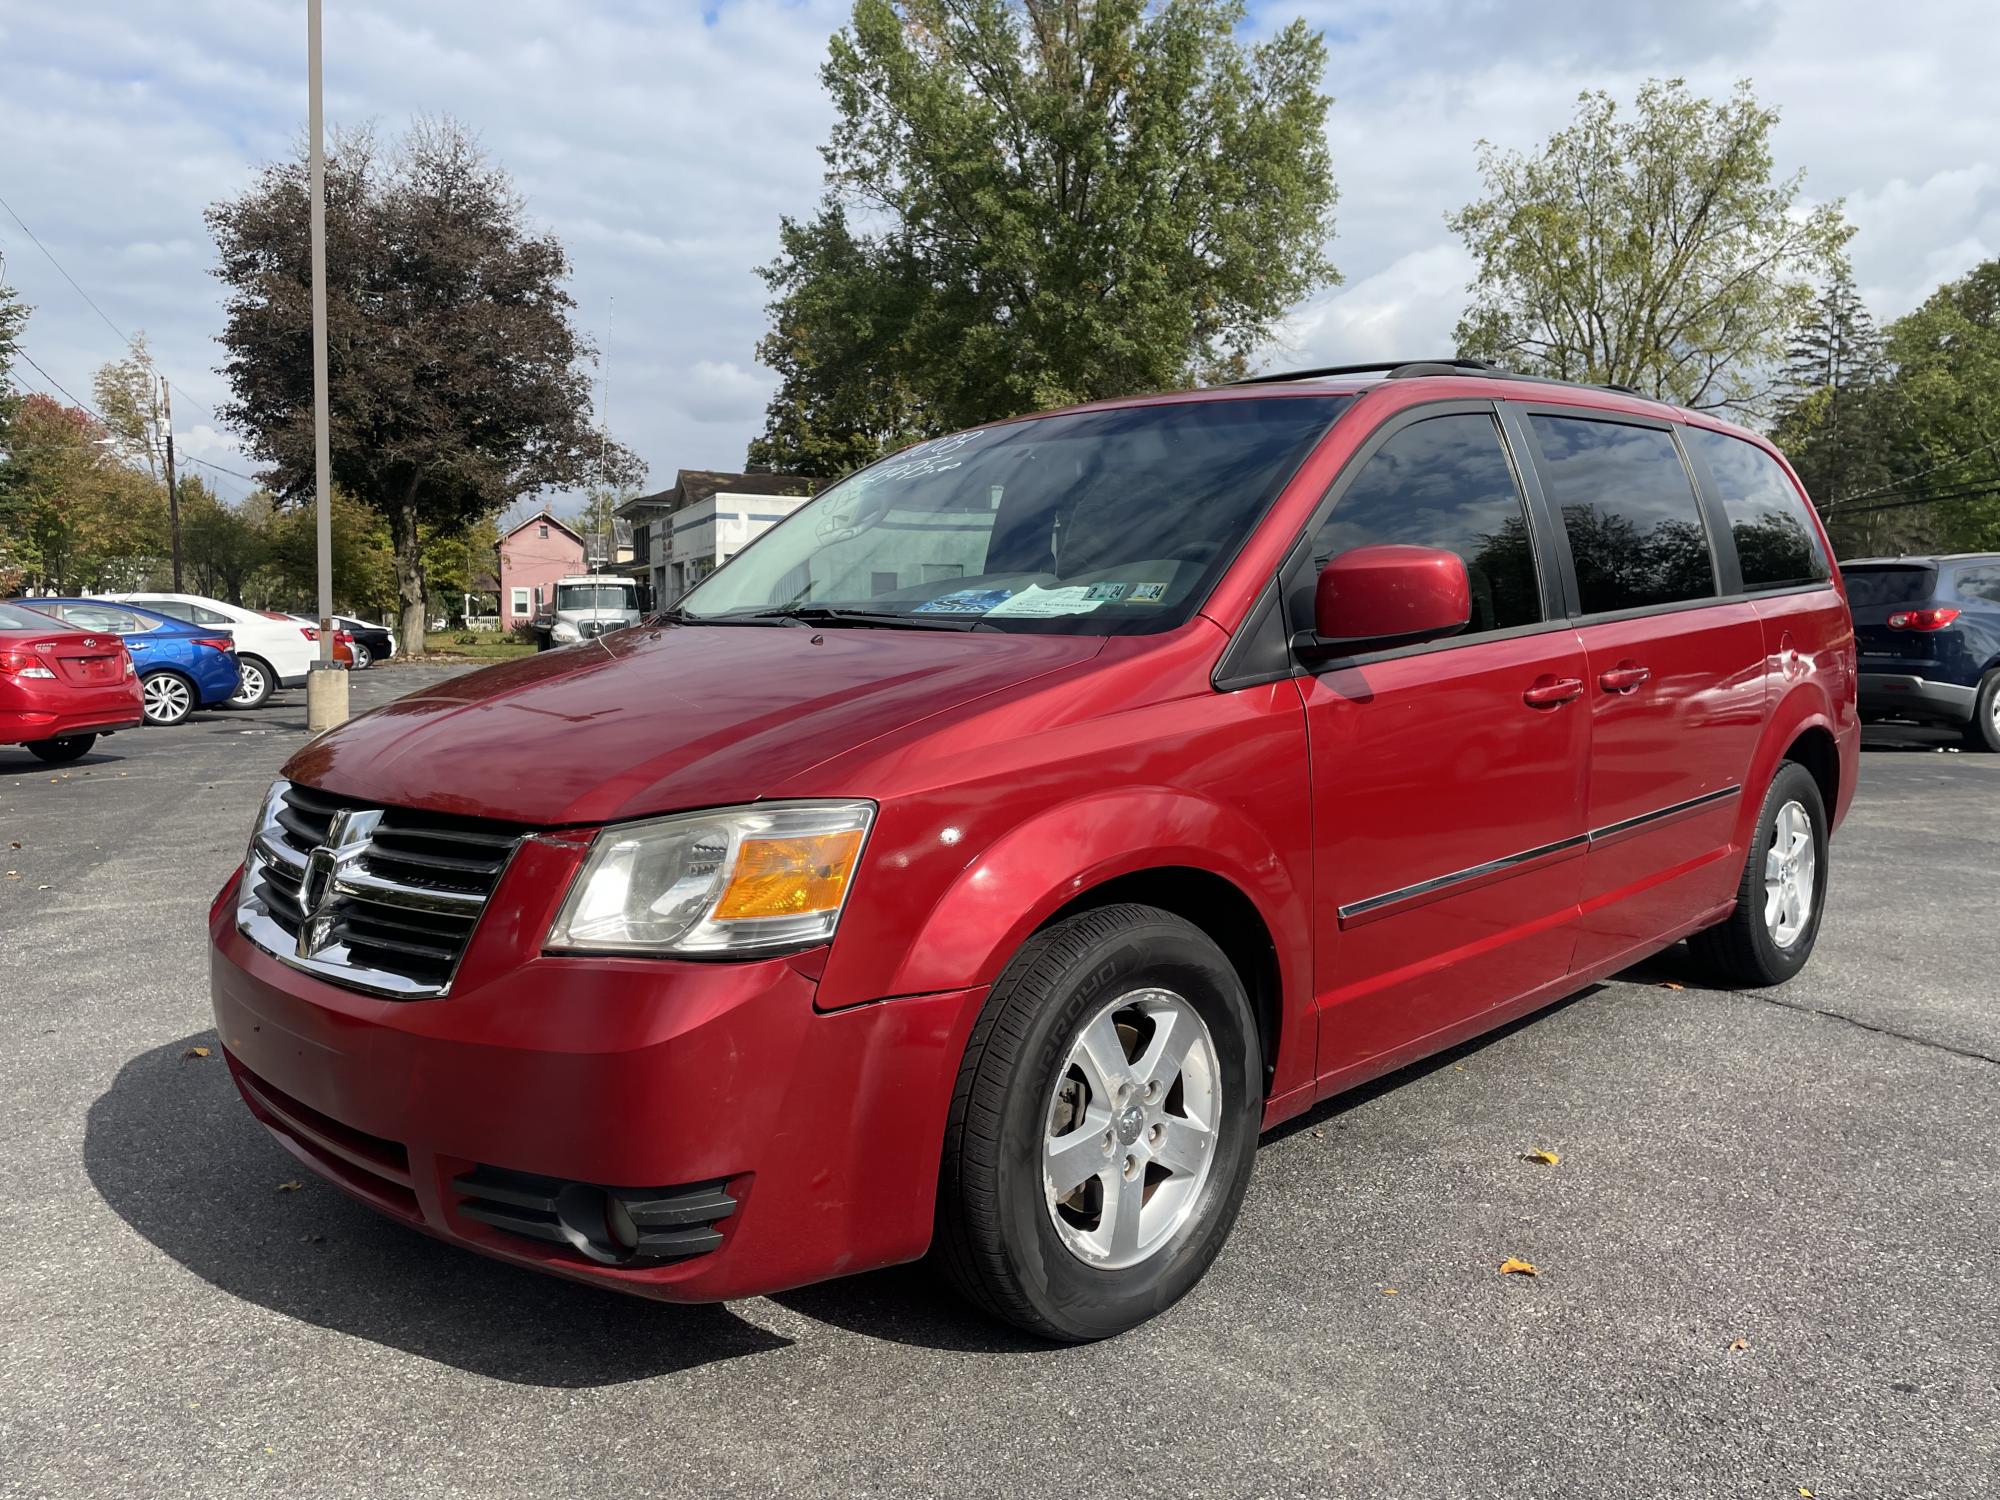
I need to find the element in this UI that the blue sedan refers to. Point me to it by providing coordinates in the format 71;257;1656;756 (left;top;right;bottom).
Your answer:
15;598;241;726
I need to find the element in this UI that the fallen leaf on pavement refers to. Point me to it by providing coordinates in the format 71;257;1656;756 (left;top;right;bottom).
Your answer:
181;1046;210;1060
7;840;19;849
1521;1149;1560;1166
1498;1257;1539;1277
277;1180;303;1192
1729;1337;1751;1353
1381;1287;1397;1295
1658;981;1685;990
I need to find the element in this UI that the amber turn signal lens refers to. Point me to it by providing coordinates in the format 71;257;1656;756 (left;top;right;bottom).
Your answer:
713;830;865;920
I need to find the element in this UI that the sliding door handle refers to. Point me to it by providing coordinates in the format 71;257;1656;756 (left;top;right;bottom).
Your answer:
1599;663;1652;694
1523;675;1585;708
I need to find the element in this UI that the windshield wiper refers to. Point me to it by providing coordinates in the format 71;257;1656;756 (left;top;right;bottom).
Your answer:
736;605;990;632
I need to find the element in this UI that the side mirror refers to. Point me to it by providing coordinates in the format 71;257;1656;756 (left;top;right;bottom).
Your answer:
1313;544;1471;648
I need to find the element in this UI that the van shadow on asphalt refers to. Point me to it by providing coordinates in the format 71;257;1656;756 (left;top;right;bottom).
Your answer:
85;1034;793;1387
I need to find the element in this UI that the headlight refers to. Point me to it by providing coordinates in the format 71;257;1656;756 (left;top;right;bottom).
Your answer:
551;621;580;643
247;779;286;864
546;800;874;957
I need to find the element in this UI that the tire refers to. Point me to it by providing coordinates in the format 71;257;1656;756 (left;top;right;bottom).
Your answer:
26;734;96;765
225;655;273;709
1689;761;1829;987
1962;671;2000;752
140;670;195;727
352;641;373;670
935;903;1262;1341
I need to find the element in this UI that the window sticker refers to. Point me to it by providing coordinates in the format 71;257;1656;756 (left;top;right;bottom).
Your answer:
914;588;1015;615
984;585;1105;617
1126;581;1170;603
1083;581;1131;602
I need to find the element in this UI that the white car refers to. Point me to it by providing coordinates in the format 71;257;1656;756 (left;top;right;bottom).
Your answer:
106;592;319;708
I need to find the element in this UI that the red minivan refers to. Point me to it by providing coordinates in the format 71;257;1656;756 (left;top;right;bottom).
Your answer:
208;362;1857;1340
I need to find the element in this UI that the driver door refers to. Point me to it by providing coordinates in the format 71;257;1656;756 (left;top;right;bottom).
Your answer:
1296;407;1590;1088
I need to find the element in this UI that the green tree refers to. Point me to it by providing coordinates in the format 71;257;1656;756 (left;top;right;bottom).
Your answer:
1450;79;1852;412
91;332;168;484
266;490;397;614
206;118;644;651
1880;259;2000;552
0;394;167;591
1770;270;1906;556
179;483;272;604
0;274;28;435
751;0;1339;474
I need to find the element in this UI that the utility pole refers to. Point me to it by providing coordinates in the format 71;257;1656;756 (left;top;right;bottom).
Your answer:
304;0;347;730
160;376;184;591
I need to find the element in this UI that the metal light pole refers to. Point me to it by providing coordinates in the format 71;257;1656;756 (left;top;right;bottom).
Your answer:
304;0;348;730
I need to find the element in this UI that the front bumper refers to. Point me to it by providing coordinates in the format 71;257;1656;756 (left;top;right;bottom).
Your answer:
207;867;982;1302
1857;671;1975;725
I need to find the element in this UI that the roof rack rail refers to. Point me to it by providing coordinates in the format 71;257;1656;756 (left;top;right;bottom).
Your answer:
1228;358;1503;386
1227;358;1659;402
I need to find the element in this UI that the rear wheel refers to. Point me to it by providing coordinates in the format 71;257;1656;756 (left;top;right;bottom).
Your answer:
26;734;96;765
226;655;273;709
935;903;1262;1341
1963;671;2000;752
140;671;195;726
352;641;373;670
1689;761;1829;987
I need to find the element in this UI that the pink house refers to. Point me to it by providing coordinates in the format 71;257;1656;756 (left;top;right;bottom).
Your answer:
497;510;587;626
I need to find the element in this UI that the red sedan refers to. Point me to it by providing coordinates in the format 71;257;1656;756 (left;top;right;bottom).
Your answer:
0;600;144;763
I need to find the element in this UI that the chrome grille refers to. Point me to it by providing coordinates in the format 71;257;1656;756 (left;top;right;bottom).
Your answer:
238;780;522;999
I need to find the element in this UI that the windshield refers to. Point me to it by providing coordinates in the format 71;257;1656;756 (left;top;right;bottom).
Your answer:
557;585;634;611
678;396;1348;633
1840;564;1935;607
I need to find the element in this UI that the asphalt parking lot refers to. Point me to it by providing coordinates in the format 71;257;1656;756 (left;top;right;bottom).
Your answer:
2;665;1995;1499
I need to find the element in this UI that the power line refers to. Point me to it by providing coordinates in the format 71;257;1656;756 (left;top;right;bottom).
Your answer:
0;189;227;426
1833;433;2000;507
9;346;102;420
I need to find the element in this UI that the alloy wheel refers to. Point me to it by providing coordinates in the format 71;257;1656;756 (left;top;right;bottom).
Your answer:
231;661;267;706
142;674;192;725
1043;987;1220;1270
1762;799;1816;949
353;643;372;670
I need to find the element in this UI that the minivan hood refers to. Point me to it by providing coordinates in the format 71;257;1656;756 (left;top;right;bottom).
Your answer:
284;622;1105;826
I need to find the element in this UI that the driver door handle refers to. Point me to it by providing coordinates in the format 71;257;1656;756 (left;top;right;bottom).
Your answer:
1599;663;1652;693
1523;675;1585;708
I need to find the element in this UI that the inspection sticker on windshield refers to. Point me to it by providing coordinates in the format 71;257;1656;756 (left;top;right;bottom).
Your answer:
1126;581;1169;603
914;588;1014;614
985;585;1104;617
1083;582;1130;602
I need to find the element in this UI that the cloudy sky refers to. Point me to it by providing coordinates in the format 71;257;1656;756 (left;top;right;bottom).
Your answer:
1;0;1994;512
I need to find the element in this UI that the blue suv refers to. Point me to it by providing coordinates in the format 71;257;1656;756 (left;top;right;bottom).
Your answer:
1842;554;2000;751
16;598;241;727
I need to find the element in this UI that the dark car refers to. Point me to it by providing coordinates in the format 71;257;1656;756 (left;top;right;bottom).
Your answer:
17;598;240;726
1842;554;2000;750
334;617;395;669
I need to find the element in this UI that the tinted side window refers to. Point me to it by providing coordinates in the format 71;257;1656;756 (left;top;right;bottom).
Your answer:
134;598;195;623
1309;413;1542;635
1683;428;1830;591
1529;415;1716;614
63;605;143;632
1954;566;2000;604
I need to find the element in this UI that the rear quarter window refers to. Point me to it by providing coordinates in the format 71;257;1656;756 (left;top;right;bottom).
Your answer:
1952;565;2000;604
1683;428;1831;591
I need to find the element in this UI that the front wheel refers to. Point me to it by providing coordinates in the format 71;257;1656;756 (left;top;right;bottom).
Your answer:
26;734;96;765
935;903;1262;1341
1689;761;1829;986
225;655;273;709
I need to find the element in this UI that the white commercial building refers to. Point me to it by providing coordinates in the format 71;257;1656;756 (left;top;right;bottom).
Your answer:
618;469;820;606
